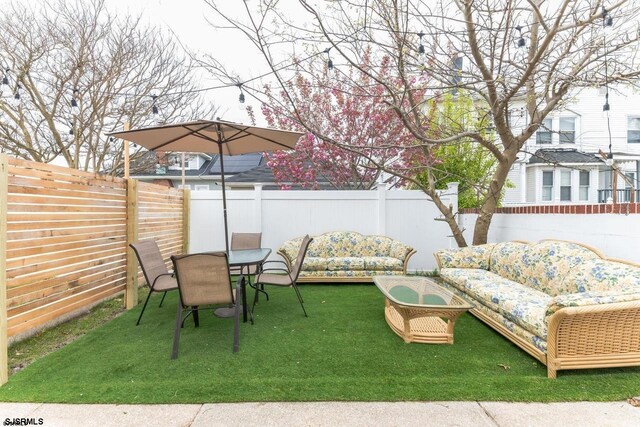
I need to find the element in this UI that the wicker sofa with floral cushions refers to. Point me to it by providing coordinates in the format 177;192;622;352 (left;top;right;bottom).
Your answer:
278;231;415;282
434;240;640;378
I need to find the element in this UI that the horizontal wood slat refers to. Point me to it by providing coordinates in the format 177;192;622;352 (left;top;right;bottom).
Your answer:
9;176;126;196
8;185;126;202
7;284;125;337
7;232;126;251
7;224;127;241
3;157;186;339
7;260;127;300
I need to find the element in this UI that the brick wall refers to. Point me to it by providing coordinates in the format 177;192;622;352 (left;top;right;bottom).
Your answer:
461;203;640;215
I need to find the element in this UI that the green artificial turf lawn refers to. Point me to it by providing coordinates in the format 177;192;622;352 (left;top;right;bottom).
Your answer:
1;284;639;403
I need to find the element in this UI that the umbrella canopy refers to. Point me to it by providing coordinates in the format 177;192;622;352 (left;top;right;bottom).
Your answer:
109;119;303;253
109;120;303;155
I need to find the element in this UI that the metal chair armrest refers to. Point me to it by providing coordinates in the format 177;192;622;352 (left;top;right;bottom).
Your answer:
151;272;175;290
259;267;290;274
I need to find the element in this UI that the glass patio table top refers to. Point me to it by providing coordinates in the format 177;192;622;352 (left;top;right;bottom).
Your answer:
227;248;271;267
373;276;473;310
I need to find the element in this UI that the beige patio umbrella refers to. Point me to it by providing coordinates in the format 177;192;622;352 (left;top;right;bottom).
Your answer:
109;119;303;252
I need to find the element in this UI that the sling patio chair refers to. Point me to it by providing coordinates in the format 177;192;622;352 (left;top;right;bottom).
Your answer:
252;235;313;318
230;232;268;300
129;239;178;326
170;252;241;359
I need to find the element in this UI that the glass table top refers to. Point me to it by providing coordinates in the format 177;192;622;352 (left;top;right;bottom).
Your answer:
227;248;271;266
373;276;472;309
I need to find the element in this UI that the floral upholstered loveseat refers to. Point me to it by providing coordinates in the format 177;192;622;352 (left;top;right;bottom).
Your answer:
434;240;640;378
278;231;415;282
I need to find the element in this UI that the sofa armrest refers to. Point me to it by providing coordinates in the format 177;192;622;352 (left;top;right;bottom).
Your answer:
547;290;640;316
278;237;304;271
276;249;294;272
433;244;496;270
545;300;640;378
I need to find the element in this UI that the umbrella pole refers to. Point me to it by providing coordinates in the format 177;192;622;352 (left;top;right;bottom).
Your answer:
218;144;230;254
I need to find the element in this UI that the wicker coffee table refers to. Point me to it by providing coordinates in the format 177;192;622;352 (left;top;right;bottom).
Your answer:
373;276;473;344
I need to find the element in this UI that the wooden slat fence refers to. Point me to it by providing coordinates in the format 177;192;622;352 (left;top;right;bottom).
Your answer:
137;181;188;267
0;155;189;385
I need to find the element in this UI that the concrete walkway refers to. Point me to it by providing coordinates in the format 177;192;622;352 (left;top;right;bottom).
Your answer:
1;401;639;427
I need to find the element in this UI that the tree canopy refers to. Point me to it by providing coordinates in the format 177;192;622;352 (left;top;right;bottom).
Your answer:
0;0;217;174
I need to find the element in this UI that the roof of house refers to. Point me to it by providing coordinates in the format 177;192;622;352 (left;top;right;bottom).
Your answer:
226;161;339;189
528;148;603;165
225;162;276;183
133;153;264;177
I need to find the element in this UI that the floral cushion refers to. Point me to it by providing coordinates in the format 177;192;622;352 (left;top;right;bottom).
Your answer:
362;256;403;271
438;279;547;353
389;241;413;260
434;244;496;270
558;258;640;294
354;236;393;257
489;241;529;283
516;241;603;296
472;299;548;353
301;257;328;271
279;236;304;262
299;270;397;278
440;268;552;338
326;257;365;271
547;289;640;315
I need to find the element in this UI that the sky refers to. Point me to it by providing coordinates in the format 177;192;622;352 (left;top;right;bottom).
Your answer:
8;0;308;124
103;0;263;123
97;0;310;125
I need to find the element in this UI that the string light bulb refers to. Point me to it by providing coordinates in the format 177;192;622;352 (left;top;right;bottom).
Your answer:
602;7;613;27
237;83;245;103
324;48;333;70
417;31;425;54
516;25;525;47
71;88;79;108
14;84;20;100
2;69;8;85
151;94;158;115
603;92;610;111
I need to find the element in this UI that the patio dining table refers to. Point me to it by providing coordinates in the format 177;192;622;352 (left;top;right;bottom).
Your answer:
214;248;271;324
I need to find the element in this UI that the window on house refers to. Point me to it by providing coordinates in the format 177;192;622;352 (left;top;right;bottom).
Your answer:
559;117;576;144
579;170;589;201
194;184;210;191
542;171;554;201
177;184;191;189
536;118;552;144
628;117;640;143
560;170;572;201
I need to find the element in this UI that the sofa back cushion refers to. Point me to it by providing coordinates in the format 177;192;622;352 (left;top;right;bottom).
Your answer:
519;241;603;296
354;235;393;257
558;258;640;295
489;241;529;283
307;232;364;257
490;240;603;296
434;244;496;270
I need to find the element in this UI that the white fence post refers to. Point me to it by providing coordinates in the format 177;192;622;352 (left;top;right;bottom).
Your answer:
377;182;387;235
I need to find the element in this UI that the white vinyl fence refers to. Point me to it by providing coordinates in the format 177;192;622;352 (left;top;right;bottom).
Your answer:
460;212;640;264
189;183;459;272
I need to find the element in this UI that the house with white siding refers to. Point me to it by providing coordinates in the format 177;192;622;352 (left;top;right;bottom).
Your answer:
503;85;640;205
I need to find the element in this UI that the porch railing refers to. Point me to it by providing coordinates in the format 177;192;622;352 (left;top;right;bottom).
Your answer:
597;189;640;203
